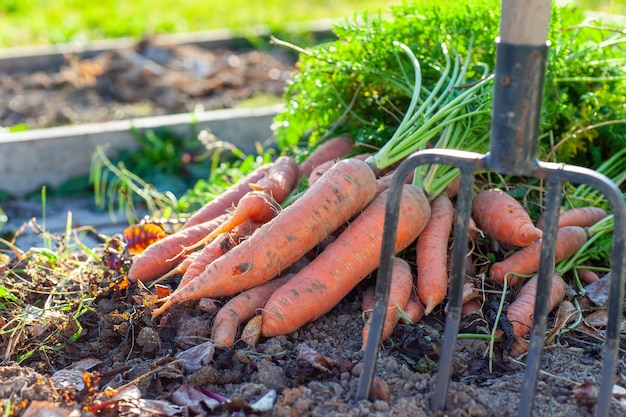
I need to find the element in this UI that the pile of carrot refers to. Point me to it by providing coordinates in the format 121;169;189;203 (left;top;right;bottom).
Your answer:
123;133;609;357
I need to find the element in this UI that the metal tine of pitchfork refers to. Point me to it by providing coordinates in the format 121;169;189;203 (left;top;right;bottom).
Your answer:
355;1;626;416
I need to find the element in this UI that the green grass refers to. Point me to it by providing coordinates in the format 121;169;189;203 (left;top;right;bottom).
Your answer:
0;0;402;48
2;1;621;49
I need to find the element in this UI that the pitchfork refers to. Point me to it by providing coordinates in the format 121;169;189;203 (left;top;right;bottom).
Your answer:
355;1;626;416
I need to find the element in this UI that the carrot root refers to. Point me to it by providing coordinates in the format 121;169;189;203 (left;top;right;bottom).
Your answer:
298;136;354;179
211;274;294;347
260;184;431;337
472;188;542;247
506;273;567;338
182;165;271;230
179;219;264;289
416;193;454;315
127;213;230;283
537;206;607;230
152;158;379;318
489;226;589;285
361;257;413;350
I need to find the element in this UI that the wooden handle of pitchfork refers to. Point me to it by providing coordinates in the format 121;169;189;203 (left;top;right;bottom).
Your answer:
499;0;551;45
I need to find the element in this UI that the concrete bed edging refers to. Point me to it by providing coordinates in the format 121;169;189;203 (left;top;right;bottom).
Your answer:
0;104;283;198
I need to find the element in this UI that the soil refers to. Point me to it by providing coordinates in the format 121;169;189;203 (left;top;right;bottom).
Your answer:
0;38;296;130
0;215;624;417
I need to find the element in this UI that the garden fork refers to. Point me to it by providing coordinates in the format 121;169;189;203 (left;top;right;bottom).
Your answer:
355;0;626;416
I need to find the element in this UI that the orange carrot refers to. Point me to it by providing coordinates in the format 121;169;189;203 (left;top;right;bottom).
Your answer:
416;193;455;315
260;185;431;337
185;190;281;253
468;217;480;240
308;153;373;185
472;188;542;247
179;219;264;289
250;155;299;204
361;257;414;349
152;158;379;318
185;156;298;252
490;226;588;285
444;175;461;199
298;136;354;179
211;273;294;347
374;168;414;196
127;213;230;283
536;206;607;230
361;286;376;314
182;165;271;230
506;273;567;338
462;298;482;315
577;269;600;285
150;250;201;286
399;289;425;325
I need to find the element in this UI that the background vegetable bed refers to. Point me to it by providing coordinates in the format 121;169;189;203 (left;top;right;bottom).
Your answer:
1;1;625;416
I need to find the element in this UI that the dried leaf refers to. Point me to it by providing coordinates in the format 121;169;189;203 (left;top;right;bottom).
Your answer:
294;343;353;380
171;384;221;413
584;309;608;328
584;273;610;307
175;340;215;371
50;369;86;392
123;224;166;255
297;343;334;373
154;284;171;299
546;300;578;344
240;314;262;346
462;282;479;304
94;385;182;416
572;381;597;399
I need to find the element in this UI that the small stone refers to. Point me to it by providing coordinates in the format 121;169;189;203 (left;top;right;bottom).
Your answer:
135;327;161;352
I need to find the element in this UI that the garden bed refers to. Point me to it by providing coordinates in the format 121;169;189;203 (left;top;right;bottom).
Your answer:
0;21;335;198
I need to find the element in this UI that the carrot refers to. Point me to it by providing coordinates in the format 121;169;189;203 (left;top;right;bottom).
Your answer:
468;216;480;240
185;156;298;252
536;206;607;230
260;184;431;337
361;257;414;350
185;190;281;252
363;281;424;326
472;188;542;247
250;155;299;204
361;286;376;314
444;175;461;199
577;268;600;285
152;158;379;318
462;298;482;315
182;165;271;230
150;250;201;286
399;289;425;325
298;136;354;179
506;273;567;338
127;213;230;283
179;219;264;289
211;273;294;348
374;168;414;196
489;226;589;286
416;193;455;315
308;153;373;185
